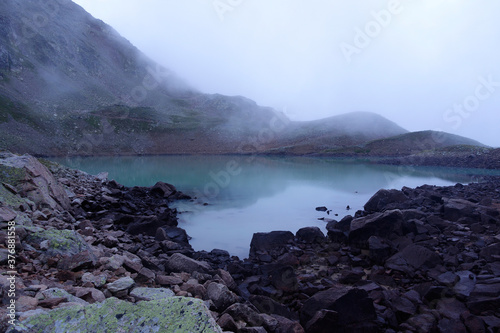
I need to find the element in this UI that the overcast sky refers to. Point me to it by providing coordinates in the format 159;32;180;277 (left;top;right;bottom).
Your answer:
73;0;500;147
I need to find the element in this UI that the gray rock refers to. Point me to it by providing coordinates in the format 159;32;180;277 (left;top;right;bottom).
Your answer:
41;288;88;306
81;272;107;288
130;287;175;301
166;253;211;274
454;271;476;298
206;282;238;311
107;277;135;293
0;206;16;222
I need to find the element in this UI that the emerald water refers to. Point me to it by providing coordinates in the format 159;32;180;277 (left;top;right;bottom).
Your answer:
53;155;499;258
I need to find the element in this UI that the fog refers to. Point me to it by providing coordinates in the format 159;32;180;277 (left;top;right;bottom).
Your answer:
72;0;500;147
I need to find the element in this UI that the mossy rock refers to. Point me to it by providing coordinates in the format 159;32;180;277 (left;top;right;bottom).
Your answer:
25;229;90;256
9;297;222;333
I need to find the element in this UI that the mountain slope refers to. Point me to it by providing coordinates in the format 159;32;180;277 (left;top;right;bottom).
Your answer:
0;1;487;158
264;112;409;154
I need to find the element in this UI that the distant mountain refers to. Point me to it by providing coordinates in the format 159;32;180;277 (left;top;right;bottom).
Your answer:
0;1;487;158
317;130;488;156
266;112;408;154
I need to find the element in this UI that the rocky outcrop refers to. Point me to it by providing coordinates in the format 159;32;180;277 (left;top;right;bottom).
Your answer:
0;153;70;210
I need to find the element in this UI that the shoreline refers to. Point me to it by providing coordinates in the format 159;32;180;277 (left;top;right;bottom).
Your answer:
1;153;499;332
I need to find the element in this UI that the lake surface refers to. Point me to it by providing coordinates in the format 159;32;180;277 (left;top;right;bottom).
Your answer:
53;155;500;258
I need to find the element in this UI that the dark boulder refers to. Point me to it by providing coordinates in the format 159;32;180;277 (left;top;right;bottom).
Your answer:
296;227;325;244
250;231;294;258
151;182;177;198
385;244;442;274
156;226;190;245
349;209;403;248
364;189;408;213
300;287;376;330
270;265;298;292
368;236;393;265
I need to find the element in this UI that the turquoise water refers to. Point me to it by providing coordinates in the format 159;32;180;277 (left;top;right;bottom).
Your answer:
54;155;499;258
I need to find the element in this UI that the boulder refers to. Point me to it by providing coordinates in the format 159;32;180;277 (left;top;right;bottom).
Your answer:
156;226;190;245
206;282;239;311
151;181;177;198
296;227;325;244
41;288;88;306
106;277;135;293
364;189;408;213
222;303;264;327
0;206;16;222
25;229;91;257
7;297;222;333
249;231;294;257
300;287;376;329
270;265;298;292
442;198;477;222
166;253;211;274
368;236;393;265
349;209;403;248
385;244;442;274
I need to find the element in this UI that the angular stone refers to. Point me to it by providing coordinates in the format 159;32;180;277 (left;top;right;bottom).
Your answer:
16;296;38;312
300;287;376;328
368;236;393;265
57;251;96;271
305;309;339;333
74;287;106;304
249;231;294;256
81;273;107;288
130;287;175;301
7;297;222;333
206;282;238;311
107;277;135;293
436;271;459;286
0;206;16;222
41;288;88;306
443;198;477;222
349;210;404;248
217;313;238;332
250;295;297;319
156;275;183;286
385;244;442;274
270;265;298;292
166;253;211;274
223;303;264;327
26;229;91;257
151;181;177;198
454;271;476;298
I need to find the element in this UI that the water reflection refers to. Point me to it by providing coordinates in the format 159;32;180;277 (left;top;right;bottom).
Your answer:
54;155;499;258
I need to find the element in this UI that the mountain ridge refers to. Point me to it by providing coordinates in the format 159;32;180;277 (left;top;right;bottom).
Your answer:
0;0;490;160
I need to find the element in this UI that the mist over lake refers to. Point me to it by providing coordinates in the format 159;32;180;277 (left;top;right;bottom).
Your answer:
54;155;498;258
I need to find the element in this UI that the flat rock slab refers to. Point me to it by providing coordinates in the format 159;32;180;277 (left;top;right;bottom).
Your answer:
8;297;222;333
130;287;175;301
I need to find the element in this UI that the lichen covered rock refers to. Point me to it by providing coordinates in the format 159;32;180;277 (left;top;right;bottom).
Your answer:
8;297;222;333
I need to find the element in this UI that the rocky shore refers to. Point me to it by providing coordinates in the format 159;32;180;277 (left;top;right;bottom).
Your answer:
0;152;499;332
